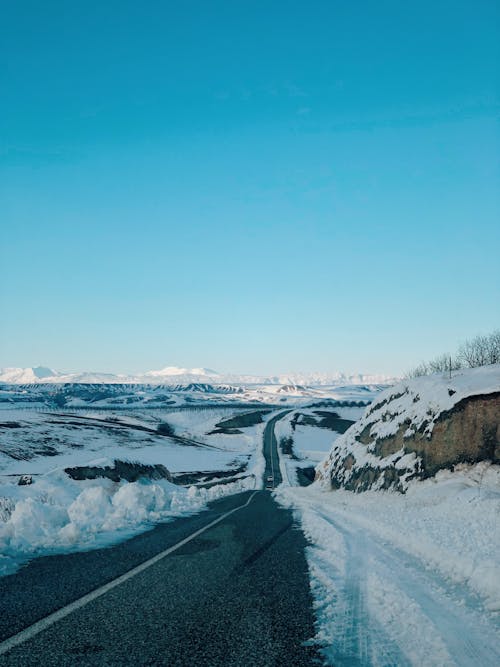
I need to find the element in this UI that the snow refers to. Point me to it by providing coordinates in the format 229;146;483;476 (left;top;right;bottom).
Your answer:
0;465;256;578
317;364;500;491
276;464;500;665
274;406;366;464
272;368;500;665
0;405;267;576
143;366;220;378
0;367;60;384
345;364;499;442
0;411;251;477
0;364;397;387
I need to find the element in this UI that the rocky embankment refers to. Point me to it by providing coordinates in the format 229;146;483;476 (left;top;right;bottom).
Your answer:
316;365;500;492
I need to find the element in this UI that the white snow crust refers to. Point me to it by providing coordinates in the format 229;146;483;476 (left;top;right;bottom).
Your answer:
276;464;500;666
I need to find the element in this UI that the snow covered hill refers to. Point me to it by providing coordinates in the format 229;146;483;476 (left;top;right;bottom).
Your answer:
316;364;500;492
0;381;386;411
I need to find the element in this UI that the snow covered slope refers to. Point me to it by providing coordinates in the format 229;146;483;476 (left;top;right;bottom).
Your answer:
316;364;500;492
0;381;388;411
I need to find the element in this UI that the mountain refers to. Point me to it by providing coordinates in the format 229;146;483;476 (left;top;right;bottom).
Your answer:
143;366;220;379
0;365;397;387
0;366;60;383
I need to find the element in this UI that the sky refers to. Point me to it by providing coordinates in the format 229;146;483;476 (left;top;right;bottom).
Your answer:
1;1;499;376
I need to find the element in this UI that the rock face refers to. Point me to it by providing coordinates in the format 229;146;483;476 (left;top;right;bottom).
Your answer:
65;460;172;483
17;475;33;486
316;365;500;493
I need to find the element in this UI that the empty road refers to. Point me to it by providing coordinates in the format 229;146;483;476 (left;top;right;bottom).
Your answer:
0;412;319;666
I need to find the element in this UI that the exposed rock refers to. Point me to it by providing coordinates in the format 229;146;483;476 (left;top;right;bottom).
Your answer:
18;474;33;486
65;459;172;483
316;366;500;493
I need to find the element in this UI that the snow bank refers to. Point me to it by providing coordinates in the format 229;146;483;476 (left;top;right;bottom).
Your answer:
276;463;500;665
0;464;256;577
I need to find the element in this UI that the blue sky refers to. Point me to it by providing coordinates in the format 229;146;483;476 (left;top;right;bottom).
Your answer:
1;1;499;375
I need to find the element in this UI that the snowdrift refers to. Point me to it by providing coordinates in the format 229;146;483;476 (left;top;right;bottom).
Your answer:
0;462;255;577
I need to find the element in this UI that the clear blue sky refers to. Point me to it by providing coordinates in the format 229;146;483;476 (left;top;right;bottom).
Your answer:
1;1;499;376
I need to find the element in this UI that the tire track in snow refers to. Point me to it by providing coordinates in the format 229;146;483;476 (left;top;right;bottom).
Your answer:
316;509;500;667
306;511;409;666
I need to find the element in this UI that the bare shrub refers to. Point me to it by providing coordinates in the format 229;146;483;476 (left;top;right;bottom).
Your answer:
458;330;500;368
406;330;499;377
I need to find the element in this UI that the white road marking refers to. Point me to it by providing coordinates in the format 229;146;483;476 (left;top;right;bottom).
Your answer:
0;491;259;657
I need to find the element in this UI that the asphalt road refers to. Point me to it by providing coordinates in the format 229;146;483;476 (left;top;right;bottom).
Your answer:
262;411;290;488
0;412;320;666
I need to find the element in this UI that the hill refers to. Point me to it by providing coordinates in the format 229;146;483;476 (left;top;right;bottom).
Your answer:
316;364;500;492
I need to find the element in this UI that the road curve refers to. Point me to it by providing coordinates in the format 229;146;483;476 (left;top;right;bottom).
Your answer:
262;410;291;488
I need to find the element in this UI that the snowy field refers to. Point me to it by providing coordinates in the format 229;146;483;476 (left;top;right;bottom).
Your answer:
0;408;264;475
277;462;500;665
0;383;384;579
275;406;366;464
0;407;268;577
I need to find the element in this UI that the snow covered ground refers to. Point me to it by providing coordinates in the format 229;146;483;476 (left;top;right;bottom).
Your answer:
0;408;263;476
277;466;500;666
275;406;366;464
274;372;500;666
0;406;267;577
0;383;383;579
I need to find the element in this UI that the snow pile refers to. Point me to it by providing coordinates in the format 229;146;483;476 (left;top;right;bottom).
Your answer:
277;463;500;665
0;464;256;577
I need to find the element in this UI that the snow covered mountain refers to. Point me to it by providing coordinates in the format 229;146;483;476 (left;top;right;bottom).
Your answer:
143;366;220;379
0;365;397;387
0;366;60;383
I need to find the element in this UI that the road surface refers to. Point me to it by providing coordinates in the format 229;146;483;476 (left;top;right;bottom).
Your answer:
262;410;290;488
0;412;319;666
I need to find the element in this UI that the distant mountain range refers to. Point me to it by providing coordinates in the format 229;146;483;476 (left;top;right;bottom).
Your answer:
0;366;397;387
0;365;397;387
